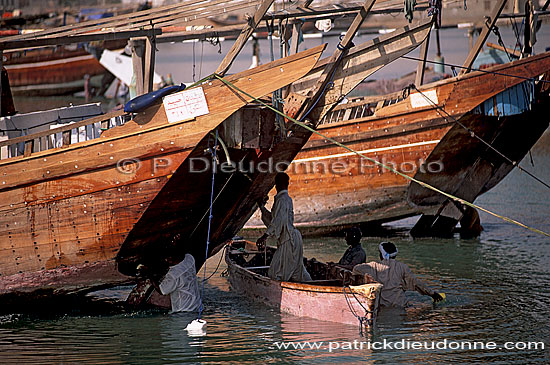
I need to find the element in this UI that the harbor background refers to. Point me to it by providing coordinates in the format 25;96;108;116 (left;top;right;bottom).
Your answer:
1;17;550;364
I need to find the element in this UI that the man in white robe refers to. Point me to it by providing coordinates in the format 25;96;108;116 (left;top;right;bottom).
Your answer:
158;253;201;313
257;172;311;282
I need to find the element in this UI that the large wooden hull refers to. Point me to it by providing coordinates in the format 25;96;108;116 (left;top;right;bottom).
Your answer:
0;45;325;297
246;53;550;234
3;40;127;96
225;244;382;327
5;54;108;96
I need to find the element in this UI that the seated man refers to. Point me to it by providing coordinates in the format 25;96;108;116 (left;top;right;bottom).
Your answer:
353;241;443;307
336;227;366;270
257;172;311;282
157;253;201;313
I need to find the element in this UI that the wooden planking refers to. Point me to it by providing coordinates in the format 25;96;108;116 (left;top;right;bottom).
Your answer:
0;177;162;277
0;44;324;192
103;44;325;139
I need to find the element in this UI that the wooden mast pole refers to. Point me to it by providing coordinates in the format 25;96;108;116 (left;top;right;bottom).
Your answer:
415;28;431;86
295;0;377;123
215;0;275;77
459;0;508;75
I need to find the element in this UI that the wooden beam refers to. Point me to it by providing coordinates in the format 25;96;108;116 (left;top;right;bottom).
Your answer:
486;41;521;58
131;39;146;96
415;28;431;87
289;21;303;56
0;29;161;50
144;32;157;93
459;0;508;75
296;0;377;122
215;0;275;77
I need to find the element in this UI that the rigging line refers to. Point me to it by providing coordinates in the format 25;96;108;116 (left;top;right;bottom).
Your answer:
198;129;218;320
212;73;550;237
400;55;550;84
192;39;196;82
409;84;550;190
202;244;227;282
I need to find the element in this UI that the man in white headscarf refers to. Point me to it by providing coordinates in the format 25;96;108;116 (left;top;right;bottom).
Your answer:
257;172;311;282
353;241;443;307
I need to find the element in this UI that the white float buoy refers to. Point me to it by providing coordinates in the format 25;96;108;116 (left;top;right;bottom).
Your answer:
185;319;207;337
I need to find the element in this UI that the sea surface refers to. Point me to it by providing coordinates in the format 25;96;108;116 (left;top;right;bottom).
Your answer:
1;23;550;364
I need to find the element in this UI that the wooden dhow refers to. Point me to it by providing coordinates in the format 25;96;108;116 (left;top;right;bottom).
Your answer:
0;45;325;298
246;51;550;236
245;0;550;237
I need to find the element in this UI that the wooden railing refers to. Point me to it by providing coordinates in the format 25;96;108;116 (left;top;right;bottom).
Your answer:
0;109;128;160
320;91;407;125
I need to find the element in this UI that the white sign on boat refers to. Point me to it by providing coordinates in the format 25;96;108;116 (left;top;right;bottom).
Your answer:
163;87;210;123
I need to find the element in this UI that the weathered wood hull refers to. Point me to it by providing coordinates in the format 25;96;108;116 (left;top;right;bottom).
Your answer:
5;54;108;96
0;45;325;297
246;52;550;234
225;244;382;327
3;40;127;96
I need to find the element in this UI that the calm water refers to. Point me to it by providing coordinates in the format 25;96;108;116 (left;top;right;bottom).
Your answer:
2;23;550;364
1;135;548;363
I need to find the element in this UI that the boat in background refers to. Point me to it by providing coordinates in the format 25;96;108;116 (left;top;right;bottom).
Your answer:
245;52;550;236
2;40;125;96
245;0;550;237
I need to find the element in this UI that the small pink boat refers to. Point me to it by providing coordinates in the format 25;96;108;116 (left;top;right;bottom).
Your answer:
225;240;382;328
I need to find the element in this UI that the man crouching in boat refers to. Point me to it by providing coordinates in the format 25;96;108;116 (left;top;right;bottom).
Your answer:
256;172;312;282
353;242;443;307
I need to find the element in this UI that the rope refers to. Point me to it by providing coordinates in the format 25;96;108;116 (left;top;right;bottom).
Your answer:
198;129;219;320
202;244;227;282
342;285;371;335
212;73;550;237
409;84;550;191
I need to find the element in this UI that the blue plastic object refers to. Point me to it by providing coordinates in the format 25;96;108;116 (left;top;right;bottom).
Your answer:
124;84;186;113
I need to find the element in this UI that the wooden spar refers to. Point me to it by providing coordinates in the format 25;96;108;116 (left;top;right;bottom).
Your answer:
289;21;303;56
143;30;156;94
459;0;507;75
295;0;377;122
487;42;521;58
415;28;431;86
215;0;275;77
287;18;434;121
131;40;146;96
